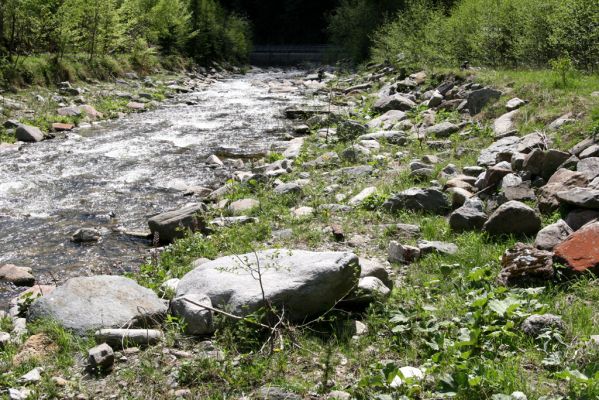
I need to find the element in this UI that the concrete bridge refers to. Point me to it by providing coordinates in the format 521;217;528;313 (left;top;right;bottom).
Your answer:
250;45;345;66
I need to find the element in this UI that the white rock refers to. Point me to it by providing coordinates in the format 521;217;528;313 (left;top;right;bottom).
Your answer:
206;154;224;166
9;388;32;400
19;367;42;383
390;366;425;387
506;98;526;111
291;206;314;218
348;187;377;206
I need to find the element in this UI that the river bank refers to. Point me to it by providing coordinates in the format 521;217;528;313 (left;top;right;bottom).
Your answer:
0;64;598;399
0;67;324;306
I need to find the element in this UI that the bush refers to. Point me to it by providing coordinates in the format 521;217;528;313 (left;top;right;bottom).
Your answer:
371;0;448;69
369;0;599;71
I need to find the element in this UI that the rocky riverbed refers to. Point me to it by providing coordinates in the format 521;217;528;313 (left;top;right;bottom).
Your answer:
0;68;323;305
0;63;598;399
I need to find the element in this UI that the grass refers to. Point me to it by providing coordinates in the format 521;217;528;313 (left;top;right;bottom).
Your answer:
1;66;598;398
0;67;178;143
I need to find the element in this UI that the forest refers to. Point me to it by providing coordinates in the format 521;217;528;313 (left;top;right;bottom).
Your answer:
0;0;597;86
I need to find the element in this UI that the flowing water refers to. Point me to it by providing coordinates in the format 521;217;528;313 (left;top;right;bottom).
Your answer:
0;69;317;303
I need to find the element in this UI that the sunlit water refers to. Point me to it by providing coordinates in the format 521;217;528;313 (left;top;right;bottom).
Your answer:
0;69;317;302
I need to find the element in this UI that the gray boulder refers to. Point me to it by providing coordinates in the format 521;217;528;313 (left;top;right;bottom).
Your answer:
494;110;519;137
534;220;573;251
16;125;44;143
565;209;599;230
274;182;302;195
466;87;501;115
478;136;520;166
255;386;301;400
171;294;214;335
556;188;599;209
483;201;542;236
577;157;599;180
71;228;101;243
383;188;450;214
541;149;570;180
426;121;459;138
388;241;421;264
346;277;391;304
148;204;208;244
538;169;588;214
0;264;35;287
359;258;392;288
28;275;167;336
517;131;548;154
373;94;416;113
176;250;359;321
449;200;487;232
580;144;599;159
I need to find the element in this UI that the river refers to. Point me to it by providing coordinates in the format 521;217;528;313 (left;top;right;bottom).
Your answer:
0;69;317;303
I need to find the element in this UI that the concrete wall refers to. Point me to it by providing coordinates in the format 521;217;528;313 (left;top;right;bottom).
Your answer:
250;45;345;66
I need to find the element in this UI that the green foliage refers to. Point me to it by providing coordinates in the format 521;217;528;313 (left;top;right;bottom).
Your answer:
550;56;575;88
371;0;449;68
0;127;15;143
188;0;252;64
369;0;599;70
0;0;252;87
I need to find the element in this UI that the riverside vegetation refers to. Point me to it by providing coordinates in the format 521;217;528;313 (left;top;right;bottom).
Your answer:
1;65;598;399
1;1;599;400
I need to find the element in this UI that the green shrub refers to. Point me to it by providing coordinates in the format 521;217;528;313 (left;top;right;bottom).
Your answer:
368;0;599;70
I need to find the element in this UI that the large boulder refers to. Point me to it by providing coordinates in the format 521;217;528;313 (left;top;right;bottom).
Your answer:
577;157;599;180
383;188;450;214
565;209;599;230
554;222;599;274
148;204;208;244
16;125;44;143
477;136;520;166
426;122;459;138
466;87;501;115
538;169;588;214
176;250;360;321
449;199;487;232
494;110;519;137
556;188;599;209
27;276;167;336
483;200;541;236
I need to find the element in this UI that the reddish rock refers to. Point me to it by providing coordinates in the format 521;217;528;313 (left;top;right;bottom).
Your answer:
554;222;599;273
51;122;74;132
127;102;145;111
79;104;103;120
